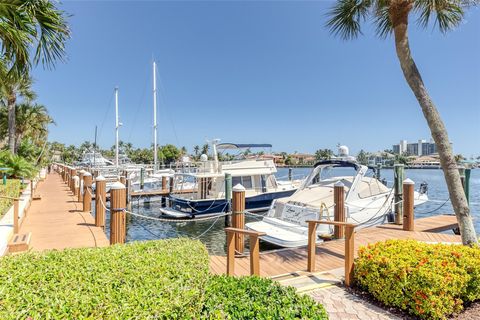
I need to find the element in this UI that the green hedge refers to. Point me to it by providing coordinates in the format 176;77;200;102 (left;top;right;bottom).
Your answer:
201;275;328;319
354;240;480;319
0;239;210;319
0;239;327;319
0;179;21;217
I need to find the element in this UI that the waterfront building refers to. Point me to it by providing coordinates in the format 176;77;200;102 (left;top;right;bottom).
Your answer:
392;139;439;156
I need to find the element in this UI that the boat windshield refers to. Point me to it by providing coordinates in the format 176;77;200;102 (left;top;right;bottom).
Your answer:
301;165;359;189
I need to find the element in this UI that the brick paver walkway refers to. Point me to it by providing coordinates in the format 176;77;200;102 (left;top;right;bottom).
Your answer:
308;285;400;320
19;173;109;251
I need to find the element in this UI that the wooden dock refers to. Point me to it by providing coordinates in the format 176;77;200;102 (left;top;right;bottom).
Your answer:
16;173;109;252
210;215;460;277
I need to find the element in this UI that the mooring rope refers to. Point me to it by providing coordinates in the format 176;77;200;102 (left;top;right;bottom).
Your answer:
125;208;231;223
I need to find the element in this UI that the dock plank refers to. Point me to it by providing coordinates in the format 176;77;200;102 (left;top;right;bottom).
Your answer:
17;173;109;252
210;215;461;277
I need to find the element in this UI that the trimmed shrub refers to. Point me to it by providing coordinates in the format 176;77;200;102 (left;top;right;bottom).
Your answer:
0;239;210;319
0;179;21;216
354;239;480;319
201;275;328;319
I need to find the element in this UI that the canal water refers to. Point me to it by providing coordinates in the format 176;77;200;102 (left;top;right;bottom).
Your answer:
101;168;480;255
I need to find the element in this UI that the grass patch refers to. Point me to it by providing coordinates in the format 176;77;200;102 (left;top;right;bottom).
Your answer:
0;179;21;217
354;239;480;319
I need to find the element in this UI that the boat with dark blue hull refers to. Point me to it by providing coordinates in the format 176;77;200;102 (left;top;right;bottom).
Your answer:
165;188;297;218
159;141;301;218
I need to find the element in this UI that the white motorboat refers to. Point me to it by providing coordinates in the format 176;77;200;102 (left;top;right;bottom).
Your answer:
246;160;428;248
77;151;114;167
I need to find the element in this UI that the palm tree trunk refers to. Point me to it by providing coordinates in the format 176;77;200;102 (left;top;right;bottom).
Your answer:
391;4;477;245
7;93;16;154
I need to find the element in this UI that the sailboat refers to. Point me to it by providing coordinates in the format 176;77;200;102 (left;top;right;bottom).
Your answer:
128;61;173;193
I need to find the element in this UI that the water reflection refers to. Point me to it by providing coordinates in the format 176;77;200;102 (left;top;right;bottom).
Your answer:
96;168;480;255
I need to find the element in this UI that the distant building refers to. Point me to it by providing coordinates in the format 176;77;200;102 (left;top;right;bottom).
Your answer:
392;139;439;156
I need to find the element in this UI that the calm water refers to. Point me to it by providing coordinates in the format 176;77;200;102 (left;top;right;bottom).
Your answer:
98;168;480;255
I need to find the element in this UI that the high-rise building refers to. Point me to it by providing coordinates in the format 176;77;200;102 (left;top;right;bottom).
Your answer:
392;139;441;156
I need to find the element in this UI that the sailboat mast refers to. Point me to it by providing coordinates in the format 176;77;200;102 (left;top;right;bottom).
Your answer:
153;61;158;170
115;87;119;168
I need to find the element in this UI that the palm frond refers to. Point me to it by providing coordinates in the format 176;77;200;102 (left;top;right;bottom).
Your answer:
20;0;71;69
373;0;393;38
326;0;374;40
414;0;470;33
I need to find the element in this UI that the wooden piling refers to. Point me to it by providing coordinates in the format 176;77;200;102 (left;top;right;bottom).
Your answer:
73;175;79;197
224;173;232;227
95;175;106;228
465;168;471;204
13;198;19;234
162;176;167;191
83;172;92;212
307;222;317;272
394;164;404;225
403;179;415;231
140;168;145;190
345;225;355;287
77;170;85;202
226;231;235;275
110;181;127;245
334;181;345;239
169;177;174;193
232;184;246;254
70;168;77;193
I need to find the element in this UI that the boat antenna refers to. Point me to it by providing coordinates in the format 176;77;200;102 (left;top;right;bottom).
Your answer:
153;60;158;170
115;86;119;168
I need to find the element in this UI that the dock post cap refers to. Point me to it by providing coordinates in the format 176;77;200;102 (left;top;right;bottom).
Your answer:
95;175;106;181
78;169;86;174
403;178;415;184
232;184;246;192
83;172;92;177
110;181;126;190
334;181;345;187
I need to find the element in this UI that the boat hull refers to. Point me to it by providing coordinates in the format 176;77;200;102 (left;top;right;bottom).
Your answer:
163;189;296;218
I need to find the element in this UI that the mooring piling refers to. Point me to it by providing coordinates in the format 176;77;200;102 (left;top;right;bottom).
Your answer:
232;184;246;254
334;181;346;239
403;178;415;231
394;164;405;225
110;181;127;245
95;175;106;229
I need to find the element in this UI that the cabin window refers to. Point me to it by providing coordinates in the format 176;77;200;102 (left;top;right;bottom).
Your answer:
231;176;253;189
232;176;241;187
242;176;253;189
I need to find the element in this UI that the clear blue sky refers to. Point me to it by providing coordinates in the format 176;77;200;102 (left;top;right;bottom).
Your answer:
32;1;480;156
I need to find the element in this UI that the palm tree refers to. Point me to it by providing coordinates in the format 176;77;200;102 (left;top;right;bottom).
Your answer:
9;103;54;150
201;143;209;156
326;0;477;245
193;145;200;157
0;0;70;73
0;71;36;153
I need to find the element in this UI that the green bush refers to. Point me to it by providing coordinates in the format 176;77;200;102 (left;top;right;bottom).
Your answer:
0;238;327;319
354;240;480;319
0;179;21;216
0;239;210;319
201;275;328;319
